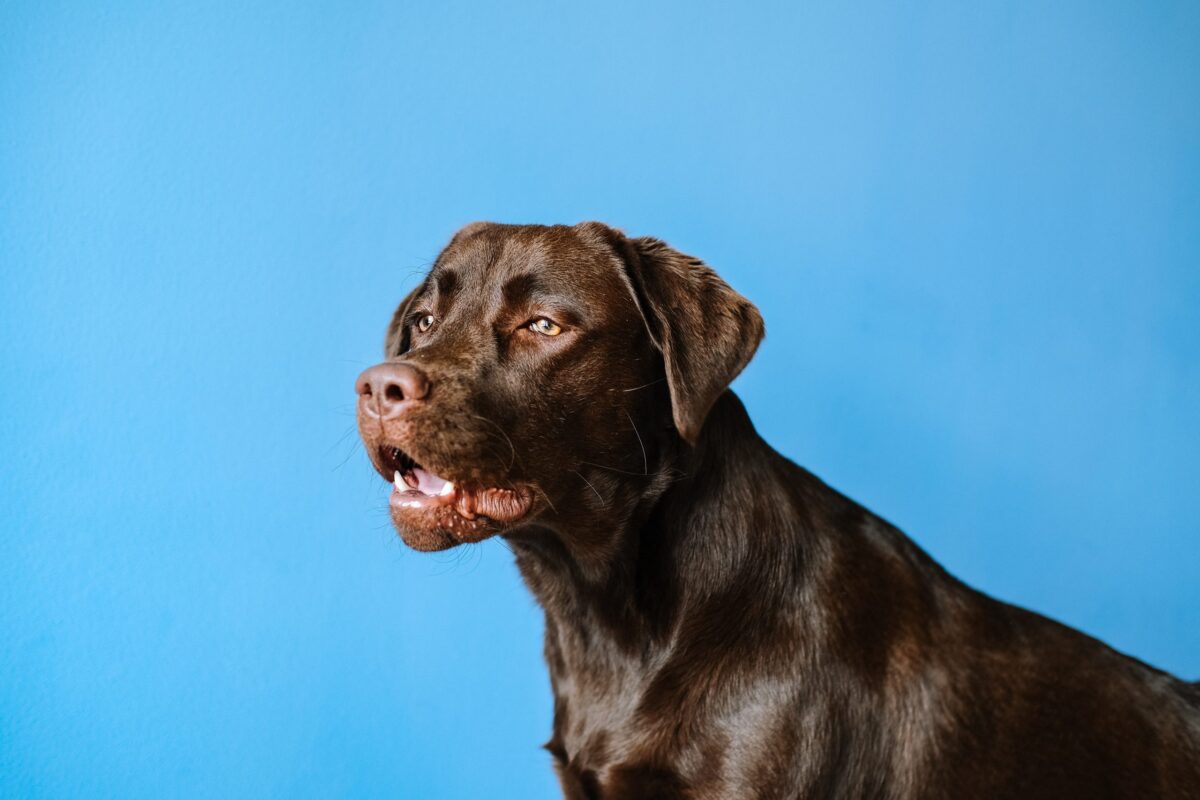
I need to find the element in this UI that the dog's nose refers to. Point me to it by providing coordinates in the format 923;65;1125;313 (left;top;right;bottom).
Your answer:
356;362;431;418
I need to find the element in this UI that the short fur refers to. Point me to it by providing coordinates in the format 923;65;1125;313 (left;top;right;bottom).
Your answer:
356;222;1200;799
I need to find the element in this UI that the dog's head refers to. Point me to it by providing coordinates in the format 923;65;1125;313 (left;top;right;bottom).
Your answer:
356;222;763;551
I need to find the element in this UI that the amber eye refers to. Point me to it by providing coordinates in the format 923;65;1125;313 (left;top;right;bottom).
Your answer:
529;317;562;336
416;314;435;333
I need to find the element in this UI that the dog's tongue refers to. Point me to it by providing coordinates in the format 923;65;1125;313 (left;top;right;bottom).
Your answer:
399;467;453;496
414;468;452;496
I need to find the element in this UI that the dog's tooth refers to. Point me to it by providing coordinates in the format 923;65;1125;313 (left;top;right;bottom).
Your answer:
393;470;404;491
440;480;455;497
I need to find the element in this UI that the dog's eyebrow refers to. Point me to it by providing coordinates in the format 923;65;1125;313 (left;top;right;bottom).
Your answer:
434;269;458;297
501;272;543;305
501;272;585;324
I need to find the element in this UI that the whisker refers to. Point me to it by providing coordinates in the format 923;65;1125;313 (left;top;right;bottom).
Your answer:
578;459;645;477
531;484;559;515
332;440;362;472
325;424;358;455
400;265;431;283
621;377;665;393
471;414;517;469
625;411;649;475
479;443;510;472
572;470;605;506
432;543;476;575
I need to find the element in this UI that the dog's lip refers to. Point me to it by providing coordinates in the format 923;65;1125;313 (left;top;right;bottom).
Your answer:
389;481;534;525
376;443;534;524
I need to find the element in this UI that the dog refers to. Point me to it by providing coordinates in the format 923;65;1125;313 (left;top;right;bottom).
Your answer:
356;222;1200;799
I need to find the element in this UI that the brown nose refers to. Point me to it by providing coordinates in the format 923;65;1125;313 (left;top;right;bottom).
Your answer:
355;362;431;418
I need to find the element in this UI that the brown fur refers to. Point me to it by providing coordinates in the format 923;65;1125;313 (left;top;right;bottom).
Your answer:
357;222;1200;799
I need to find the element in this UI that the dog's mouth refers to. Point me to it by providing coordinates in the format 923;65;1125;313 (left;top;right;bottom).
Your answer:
385;445;457;499
376;445;534;547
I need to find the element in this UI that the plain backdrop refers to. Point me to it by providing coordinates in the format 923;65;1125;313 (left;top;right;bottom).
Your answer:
2;2;1198;798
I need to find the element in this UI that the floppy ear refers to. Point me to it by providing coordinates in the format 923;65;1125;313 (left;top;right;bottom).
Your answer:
624;236;765;445
383;280;427;357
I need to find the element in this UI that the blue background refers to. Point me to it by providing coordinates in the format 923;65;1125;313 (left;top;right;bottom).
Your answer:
2;2;1197;797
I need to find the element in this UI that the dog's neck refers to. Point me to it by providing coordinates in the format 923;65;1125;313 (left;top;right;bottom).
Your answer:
504;391;970;784
504;391;965;777
506;390;829;678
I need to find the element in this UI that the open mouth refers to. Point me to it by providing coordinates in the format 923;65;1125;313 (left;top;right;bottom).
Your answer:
386;446;456;498
378;445;533;525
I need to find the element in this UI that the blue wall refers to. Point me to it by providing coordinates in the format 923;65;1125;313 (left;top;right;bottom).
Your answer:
2;2;1197;797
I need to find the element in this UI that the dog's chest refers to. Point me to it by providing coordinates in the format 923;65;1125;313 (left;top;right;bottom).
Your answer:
551;645;657;754
546;630;678;766
547;638;758;797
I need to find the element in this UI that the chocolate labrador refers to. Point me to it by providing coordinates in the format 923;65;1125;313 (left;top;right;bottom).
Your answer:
355;222;1200;799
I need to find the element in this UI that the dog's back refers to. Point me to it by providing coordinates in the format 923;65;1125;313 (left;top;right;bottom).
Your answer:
537;392;1200;799
834;485;1200;798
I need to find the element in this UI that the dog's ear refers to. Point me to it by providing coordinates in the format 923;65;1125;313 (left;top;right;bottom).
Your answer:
623;235;765;445
383;280;427;357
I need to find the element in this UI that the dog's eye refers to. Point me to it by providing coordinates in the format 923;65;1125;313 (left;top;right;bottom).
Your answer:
416;314;435;333
529;317;562;336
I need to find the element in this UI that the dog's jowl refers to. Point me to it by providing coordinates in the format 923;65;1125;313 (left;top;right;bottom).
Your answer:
356;222;1200;799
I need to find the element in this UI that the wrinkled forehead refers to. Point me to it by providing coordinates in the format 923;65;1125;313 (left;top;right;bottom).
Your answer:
428;224;633;323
